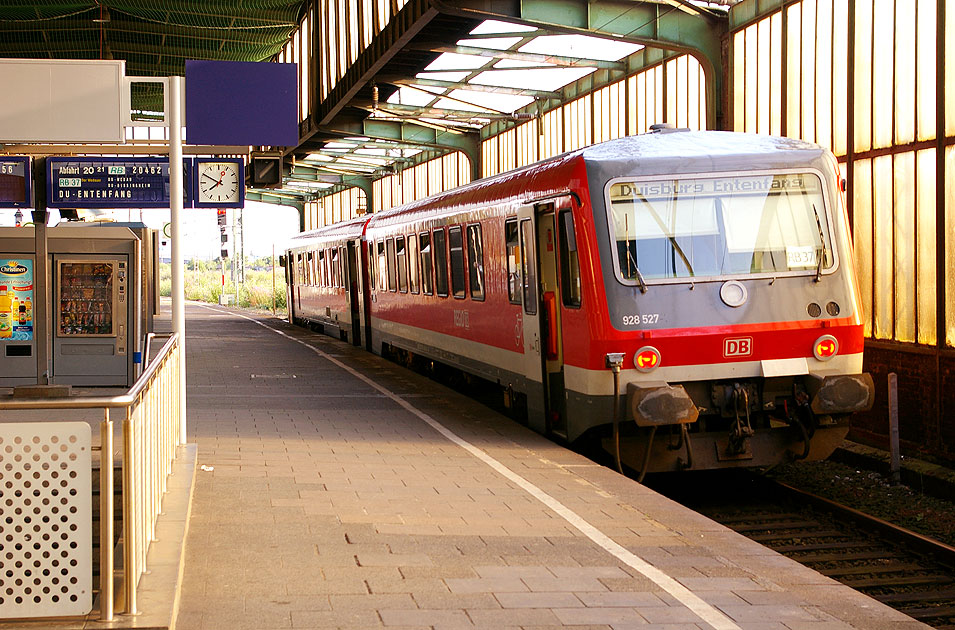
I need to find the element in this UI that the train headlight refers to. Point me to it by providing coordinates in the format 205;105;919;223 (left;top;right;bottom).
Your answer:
634;346;661;372
813;335;839;361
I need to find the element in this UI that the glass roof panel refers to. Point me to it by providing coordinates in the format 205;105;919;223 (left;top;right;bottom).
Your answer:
469;20;538;35
424;52;491;71
416;71;472;82
518;34;643;60
386;86;439;106
471;67;595;91
456;37;524;50
492;59;555;69
445;90;534;113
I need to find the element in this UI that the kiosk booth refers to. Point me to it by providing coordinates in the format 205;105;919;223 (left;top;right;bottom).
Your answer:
0;224;146;388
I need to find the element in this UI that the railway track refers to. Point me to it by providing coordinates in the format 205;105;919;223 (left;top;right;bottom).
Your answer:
651;471;955;630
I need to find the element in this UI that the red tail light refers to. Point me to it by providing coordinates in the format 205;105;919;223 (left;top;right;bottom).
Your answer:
634;346;661;372
813;335;839;361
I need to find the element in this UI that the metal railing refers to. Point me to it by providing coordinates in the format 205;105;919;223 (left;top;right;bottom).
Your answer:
0;333;183;621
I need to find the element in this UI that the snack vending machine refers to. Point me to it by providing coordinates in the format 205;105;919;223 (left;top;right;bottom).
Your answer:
53;255;129;385
0;225;141;388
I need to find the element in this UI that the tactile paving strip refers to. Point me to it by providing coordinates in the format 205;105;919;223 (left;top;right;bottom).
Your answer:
0;422;91;619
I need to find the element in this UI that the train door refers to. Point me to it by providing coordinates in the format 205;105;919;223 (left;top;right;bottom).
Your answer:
346;241;362;346
536;204;568;438
517;202;567;435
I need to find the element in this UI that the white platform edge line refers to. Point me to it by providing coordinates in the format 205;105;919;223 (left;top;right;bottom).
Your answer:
196;304;742;630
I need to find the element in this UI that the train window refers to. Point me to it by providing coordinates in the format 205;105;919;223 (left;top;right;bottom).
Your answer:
449;226;466;299
396;236;408;293
408;234;419;294
433;228;449;297
558;211;581;308
340;246;348;288
419;231;433;295
386;237;397;292
368;243;376;288
328;248;342;287
376;241;387;291
505;219;521;305
520;219;538;314
305;252;313;286
607;173;834;283
467;224;485;301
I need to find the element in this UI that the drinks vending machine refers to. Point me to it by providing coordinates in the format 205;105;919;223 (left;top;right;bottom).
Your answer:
0;225;143;387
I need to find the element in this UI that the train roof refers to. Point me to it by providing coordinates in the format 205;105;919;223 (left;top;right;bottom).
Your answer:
364;131;830;230
286;214;369;250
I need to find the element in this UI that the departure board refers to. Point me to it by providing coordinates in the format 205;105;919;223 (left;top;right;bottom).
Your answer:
0;157;31;208
47;157;192;209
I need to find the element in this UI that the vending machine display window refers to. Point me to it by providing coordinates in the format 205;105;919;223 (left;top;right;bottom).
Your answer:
57;262;116;337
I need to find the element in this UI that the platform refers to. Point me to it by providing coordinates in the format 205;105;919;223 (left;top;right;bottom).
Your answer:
169;302;930;630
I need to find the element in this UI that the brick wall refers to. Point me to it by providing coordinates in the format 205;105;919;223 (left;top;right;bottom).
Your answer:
851;341;955;465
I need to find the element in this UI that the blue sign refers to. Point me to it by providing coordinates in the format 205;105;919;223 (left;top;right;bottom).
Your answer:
0;156;31;208
185;60;299;147
47;157;193;209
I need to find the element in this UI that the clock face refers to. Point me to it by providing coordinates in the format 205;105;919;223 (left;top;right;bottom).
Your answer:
197;161;240;205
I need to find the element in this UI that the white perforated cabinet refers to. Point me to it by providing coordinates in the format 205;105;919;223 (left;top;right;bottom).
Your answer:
0;422;92;619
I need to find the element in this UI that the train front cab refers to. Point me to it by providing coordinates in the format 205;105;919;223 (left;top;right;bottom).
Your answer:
577;151;875;474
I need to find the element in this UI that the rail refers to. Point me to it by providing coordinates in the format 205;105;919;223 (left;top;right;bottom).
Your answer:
0;332;183;621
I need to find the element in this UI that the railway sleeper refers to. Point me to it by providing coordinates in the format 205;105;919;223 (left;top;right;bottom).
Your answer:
795;550;908;562
899;605;955;623
877;589;955;604
818;562;936;577
849;575;955;589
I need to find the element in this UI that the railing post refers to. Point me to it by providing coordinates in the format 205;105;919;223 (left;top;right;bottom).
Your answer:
100;409;114;621
123;406;137;616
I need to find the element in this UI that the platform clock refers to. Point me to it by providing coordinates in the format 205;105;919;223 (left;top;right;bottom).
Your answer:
194;158;244;208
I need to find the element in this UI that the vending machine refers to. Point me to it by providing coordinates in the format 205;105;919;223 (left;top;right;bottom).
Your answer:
0;255;36;383
53;255;130;385
0;225;142;388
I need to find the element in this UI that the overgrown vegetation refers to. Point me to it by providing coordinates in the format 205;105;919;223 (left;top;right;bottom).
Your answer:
159;258;286;313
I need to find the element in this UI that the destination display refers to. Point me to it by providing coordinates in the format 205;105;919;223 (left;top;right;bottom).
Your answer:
47;157;192;209
0;157;31;208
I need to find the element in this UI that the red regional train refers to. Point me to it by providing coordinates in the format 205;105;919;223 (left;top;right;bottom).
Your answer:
284;128;875;476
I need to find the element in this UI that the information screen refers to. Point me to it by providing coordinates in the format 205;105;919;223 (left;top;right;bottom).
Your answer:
0;157;31;208
47;157;192;209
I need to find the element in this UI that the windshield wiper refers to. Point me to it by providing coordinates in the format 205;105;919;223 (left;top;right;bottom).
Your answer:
811;203;829;283
634;266;648;294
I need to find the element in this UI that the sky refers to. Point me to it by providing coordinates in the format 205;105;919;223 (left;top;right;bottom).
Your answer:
0;201;301;260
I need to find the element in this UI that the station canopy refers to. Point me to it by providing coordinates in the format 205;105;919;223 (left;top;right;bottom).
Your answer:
0;1;741;203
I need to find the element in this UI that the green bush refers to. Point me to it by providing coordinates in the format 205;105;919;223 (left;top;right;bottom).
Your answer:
160;260;287;314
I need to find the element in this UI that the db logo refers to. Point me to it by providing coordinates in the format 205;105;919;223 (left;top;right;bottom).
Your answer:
723;337;753;358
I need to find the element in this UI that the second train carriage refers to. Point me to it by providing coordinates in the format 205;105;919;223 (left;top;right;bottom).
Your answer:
285;129;875;475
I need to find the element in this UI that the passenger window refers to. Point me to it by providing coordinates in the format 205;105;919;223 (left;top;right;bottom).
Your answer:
396;236;408;293
520;219;537;315
408;234;419;294
505;219;521;305
419;231;433;295
306;252;313;286
331;248;340;288
376;241;387;291
368;243;377;289
559;210;581;307
386;237;397;292
467;224;485;301
433;228;449;297
340;246;348;287
449;226;466;298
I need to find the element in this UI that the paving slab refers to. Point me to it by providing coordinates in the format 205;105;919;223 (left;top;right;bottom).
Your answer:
174;302;931;630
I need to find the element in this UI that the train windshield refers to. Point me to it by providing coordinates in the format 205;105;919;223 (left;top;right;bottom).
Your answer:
607;172;834;284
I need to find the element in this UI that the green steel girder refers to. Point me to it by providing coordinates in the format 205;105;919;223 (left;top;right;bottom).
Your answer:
431;0;727;128
245;190;307;230
323;117;482;181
